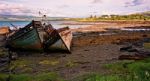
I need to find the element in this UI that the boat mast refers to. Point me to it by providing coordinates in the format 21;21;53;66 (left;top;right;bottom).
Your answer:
39;11;50;28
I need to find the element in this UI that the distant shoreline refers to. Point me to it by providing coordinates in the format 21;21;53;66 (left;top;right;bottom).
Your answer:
0;19;150;22
0;20;69;22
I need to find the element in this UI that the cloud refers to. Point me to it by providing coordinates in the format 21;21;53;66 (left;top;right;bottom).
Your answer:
91;0;102;4
0;2;33;15
1;0;26;2
132;0;143;5
0;0;149;17
58;5;70;8
125;0;150;7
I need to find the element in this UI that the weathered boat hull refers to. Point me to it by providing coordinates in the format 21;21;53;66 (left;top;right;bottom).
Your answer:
7;21;72;52
7;21;43;51
46;27;72;52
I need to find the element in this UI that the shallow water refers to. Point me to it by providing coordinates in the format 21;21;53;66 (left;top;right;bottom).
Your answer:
0;21;91;29
121;28;150;31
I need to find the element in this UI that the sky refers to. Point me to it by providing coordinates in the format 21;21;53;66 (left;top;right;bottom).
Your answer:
0;0;150;17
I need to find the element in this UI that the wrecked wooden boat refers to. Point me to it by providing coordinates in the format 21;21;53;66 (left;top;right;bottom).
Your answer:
6;21;43;51
45;27;72;52
6;20;72;52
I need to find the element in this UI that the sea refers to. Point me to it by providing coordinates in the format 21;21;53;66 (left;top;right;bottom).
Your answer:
1;21;149;31
0;21;91;29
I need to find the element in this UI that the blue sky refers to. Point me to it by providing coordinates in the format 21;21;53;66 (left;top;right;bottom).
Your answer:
0;0;150;17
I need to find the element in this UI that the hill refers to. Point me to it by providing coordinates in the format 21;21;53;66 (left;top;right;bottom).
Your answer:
0;14;67;21
140;11;150;16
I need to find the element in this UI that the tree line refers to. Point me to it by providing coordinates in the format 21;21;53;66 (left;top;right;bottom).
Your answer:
75;14;150;21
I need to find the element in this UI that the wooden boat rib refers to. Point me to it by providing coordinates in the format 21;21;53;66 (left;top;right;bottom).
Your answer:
7;21;43;51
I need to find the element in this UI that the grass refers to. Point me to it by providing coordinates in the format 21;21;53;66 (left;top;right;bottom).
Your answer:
71;73;124;81
0;74;9;81
0;48;8;57
104;59;150;81
1;59;150;81
0;72;65;81
39;60;59;66
2;54;150;81
66;60;78;68
10;59;29;73
143;43;150;49
84;74;123;81
72;58;150;81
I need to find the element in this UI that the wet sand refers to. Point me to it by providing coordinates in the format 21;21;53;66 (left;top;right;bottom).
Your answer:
71;20;150;32
0;21;150;80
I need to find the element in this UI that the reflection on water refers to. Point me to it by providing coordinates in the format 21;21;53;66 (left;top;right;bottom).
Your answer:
121;28;150;31
0;21;29;28
107;27;150;31
1;21;150;31
99;33;116;36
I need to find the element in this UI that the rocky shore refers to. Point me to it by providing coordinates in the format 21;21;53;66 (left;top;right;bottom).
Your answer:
71;20;150;32
0;21;150;80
